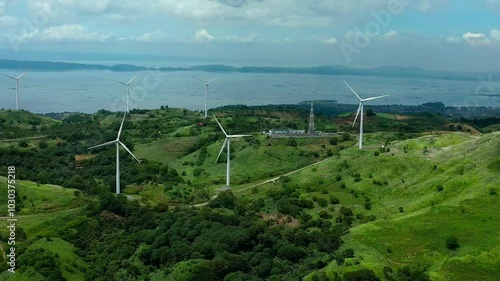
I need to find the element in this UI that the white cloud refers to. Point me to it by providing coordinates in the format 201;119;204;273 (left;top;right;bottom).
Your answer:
383;30;399;40
0;15;17;27
490;29;500;41
463;32;491;46
131;30;167;43
317;36;338;45
12;24;115;43
76;0;112;15
193;28;214;42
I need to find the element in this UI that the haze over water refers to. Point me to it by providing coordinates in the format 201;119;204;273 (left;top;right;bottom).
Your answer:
0;69;499;114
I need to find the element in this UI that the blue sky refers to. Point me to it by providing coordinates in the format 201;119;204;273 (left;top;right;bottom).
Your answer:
0;0;499;71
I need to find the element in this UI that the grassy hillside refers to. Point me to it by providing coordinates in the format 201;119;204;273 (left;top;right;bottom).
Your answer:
239;132;499;280
0;106;499;280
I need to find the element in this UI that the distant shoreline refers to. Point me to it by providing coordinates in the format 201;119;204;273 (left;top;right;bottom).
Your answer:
1;59;497;81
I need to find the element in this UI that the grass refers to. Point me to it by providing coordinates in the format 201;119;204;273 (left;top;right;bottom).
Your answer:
0;177;86;216
241;131;499;280
134;137;200;163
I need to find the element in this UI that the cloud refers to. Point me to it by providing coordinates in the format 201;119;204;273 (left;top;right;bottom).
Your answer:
218;0;252;8
12;24;116;43
193;28;215;42
224;32;260;43
383;30;399;40
462;32;491;46
76;0;112;15
419;0;431;11
0;15;17;27
131;30;167;43
316;36;338;45
490;29;500;41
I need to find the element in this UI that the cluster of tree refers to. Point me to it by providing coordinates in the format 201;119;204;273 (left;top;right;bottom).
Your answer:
29;190;349;280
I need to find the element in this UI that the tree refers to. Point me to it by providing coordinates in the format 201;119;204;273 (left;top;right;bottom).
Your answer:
19;140;28;147
209;191;237;209
343;269;380;281
446;236;460;250
366;109;376;117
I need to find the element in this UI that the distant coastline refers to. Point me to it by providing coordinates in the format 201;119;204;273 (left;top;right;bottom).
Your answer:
1;59;497;81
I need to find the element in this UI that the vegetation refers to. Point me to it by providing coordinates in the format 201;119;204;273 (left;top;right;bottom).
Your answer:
0;105;499;280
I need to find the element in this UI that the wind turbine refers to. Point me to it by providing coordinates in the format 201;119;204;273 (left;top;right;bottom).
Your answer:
113;74;138;113
1;69;29;110
88;112;140;194
344;81;388;149
213;114;250;188
194;74;220;118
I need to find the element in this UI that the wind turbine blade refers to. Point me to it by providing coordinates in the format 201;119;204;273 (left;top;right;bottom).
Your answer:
119;141;141;163
111;78;127;85
344;81;362;101
228;134;251;138
212;114;228;137
352;103;362;127
207;74;220;84
88;140;117;150
193;76;206;83
17;69;29;79
117;111;127;138
127;73;138;85
1;74;16;80
216;138;228;163
362;95;389;101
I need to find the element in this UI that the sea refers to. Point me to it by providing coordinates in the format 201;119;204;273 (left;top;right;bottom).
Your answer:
1;63;499;114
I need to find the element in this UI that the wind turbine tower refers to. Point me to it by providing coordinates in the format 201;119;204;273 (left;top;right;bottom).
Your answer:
1;69;29;110
344;81;388;149
308;100;316;135
194;74;220;118
88;112;141;194
213;114;250;188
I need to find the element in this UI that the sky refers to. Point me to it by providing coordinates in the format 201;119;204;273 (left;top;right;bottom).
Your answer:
0;0;499;72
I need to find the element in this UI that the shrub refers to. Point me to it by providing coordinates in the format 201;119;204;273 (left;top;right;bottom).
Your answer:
436;185;444;192
319;210;332;219
18;140;28;147
446;236;460;250
399;207;404;213
343;269;380;281
374;151;380;156
317;198;328;207
330;196;340;204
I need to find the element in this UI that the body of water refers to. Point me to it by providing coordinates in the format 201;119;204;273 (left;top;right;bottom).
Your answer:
0;70;499;114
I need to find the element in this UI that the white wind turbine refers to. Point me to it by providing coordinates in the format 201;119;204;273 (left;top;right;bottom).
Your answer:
88;112;140;194
1;69;29;110
213;114;251;188
193;74;220;118
113;74;138;113
344;81;388;149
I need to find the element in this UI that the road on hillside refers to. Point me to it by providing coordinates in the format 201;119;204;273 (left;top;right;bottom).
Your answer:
0;135;47;142
191;157;332;208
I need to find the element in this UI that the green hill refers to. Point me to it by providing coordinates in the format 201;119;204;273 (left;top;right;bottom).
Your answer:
0;106;499;280
237;132;499;280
